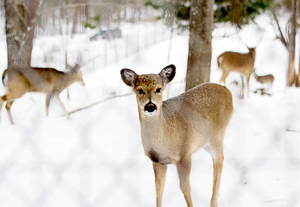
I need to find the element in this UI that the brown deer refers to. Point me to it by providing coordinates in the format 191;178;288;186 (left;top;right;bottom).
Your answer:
0;64;84;124
217;47;256;97
120;65;233;207
254;72;274;85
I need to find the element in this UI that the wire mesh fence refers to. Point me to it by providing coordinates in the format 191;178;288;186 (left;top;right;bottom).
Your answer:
0;81;299;207
0;1;300;207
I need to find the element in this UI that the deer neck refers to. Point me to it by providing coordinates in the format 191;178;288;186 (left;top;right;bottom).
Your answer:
61;72;76;88
250;51;256;60
138;105;171;161
138;106;166;139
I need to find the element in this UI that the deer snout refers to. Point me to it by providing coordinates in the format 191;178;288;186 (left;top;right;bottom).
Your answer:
79;78;85;86
144;102;157;113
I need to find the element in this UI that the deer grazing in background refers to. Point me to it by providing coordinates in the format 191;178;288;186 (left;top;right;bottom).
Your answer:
217;47;256;97
121;65;233;207
0;64;84;124
253;72;274;85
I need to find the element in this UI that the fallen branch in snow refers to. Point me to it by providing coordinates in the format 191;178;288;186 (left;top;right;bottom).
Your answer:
253;88;272;96
286;128;300;133
67;77;185;116
67;93;133;116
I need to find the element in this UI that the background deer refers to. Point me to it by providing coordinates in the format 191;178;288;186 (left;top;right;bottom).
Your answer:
254;72;274;85
120;65;233;207
0;64;84;124
217;47;256;97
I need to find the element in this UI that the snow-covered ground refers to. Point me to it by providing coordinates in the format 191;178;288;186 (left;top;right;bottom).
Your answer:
0;15;299;207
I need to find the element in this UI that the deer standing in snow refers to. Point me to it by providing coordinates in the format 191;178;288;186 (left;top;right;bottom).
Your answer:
253;72;274;85
217;47;256;97
0;64;84;124
120;65;233;207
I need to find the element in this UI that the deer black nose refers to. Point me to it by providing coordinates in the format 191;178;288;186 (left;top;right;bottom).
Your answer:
144;102;157;112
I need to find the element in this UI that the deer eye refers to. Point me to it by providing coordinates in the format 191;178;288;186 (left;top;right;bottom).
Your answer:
137;89;144;94
156;88;161;93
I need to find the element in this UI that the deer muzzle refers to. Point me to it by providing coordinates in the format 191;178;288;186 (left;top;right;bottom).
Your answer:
144;102;157;113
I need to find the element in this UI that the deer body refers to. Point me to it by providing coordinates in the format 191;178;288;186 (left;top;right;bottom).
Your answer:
141;84;232;164
0;65;84;124
121;65;233;207
218;48;256;97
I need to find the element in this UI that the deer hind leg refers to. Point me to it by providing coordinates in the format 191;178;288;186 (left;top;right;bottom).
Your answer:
176;157;193;207
1;92;22;124
153;162;167;207
240;75;245;99
56;95;70;119
5;101;14;125
0;95;6;121
219;70;228;85
206;145;224;207
66;89;70;100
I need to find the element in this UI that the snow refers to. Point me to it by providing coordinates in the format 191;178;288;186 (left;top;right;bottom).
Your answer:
0;15;299;207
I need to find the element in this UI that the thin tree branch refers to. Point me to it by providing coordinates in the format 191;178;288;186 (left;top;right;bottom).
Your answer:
67;93;133;116
271;9;288;48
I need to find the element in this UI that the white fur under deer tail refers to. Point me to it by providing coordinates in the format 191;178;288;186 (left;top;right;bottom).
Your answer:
217;55;223;68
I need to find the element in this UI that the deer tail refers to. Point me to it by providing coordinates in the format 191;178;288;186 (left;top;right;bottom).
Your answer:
2;69;7;86
217;55;222;68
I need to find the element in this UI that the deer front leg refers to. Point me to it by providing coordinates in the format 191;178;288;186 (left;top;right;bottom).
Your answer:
45;93;53;116
153;162;167;207
56;95;70;119
176;158;193;207
209;149;224;207
219;70;228;85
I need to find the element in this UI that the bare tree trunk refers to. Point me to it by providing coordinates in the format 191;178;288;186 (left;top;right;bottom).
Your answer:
297;31;300;86
26;0;39;65
230;0;243;25
185;0;214;91
84;0;89;22
72;7;78;35
5;0;40;67
287;0;297;86
296;0;300;87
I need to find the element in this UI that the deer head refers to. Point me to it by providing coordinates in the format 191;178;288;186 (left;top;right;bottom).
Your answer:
247;47;256;57
120;64;176;116
68;64;85;86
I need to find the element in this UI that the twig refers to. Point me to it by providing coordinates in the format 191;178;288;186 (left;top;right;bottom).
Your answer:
68;92;133;115
213;32;237;39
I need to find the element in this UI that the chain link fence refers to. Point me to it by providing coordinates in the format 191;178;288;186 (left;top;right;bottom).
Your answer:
0;1;300;207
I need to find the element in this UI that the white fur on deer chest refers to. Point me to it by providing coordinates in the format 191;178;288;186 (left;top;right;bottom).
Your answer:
141;123;180;164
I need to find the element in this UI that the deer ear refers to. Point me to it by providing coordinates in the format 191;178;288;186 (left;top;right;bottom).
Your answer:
159;64;176;84
121;68;138;87
70;64;80;72
66;64;72;70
